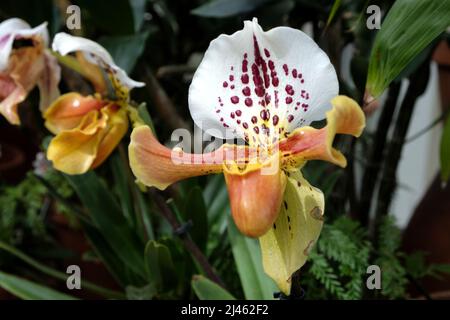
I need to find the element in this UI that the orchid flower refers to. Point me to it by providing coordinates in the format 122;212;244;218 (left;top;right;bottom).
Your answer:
44;33;144;175
0;18;60;125
128;19;365;294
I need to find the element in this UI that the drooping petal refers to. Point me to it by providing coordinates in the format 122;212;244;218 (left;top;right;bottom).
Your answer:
76;51;107;95
188;18;338;142
129;125;230;190
47;109;108;174
280;95;365;168
224;154;287;237
44;93;106;134
0;18;48;71
0;45;45;124
259;170;324;295
37;51;61;112
52;33;145;92
0;80;26;125
91;105;128;169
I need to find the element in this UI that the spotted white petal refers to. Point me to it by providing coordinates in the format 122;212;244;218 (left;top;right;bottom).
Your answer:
188;18;338;142
52;32;145;90
0;18;48;70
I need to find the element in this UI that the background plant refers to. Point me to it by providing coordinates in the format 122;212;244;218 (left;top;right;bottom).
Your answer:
0;0;449;300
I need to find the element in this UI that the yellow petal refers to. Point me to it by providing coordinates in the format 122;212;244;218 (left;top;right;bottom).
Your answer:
44;92;106;134
280;95;365;168
259;170;324;295
76;52;108;95
47;109;107;174
224;154;286;238
91;105;128;169
129;125;229;190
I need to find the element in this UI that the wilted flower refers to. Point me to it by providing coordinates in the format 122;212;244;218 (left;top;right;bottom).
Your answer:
128;19;365;294
0;18;60;125
44;33;144;174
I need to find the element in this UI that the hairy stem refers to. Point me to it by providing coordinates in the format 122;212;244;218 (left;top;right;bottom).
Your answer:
373;59;430;239
149;189;226;288
357;82;402;226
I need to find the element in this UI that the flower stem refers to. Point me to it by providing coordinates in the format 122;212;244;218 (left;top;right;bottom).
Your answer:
148;188;226;289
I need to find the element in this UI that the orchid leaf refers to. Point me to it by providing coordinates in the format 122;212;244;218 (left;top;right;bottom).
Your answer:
191;275;236;300
228;217;277;300
99;31;150;74
191;0;272;18
326;0;341;28
66;172;146;278
0;271;77;300
440;115;450;183
182;186;208;252
144;240;177;292
366;0;450;97
259;171;324;295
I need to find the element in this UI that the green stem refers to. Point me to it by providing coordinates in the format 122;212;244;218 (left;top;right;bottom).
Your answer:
0;241;125;299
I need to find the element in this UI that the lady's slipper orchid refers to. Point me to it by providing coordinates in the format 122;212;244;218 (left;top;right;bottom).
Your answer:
128;19;365;294
44;33;144;174
0;18;60;125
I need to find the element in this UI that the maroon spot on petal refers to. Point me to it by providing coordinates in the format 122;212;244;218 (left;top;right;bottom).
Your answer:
231;96;239;104
272;77;279;87
264;48;270;57
230;112;235;119
287;115;294;123
251;116;257;124
237;119;241;124
223;81;228;88
268;60;275;70
253;126;260;134
260;110;269;121
220;117;224;122
273;115;279;126
216;109;220;113
236;110;242;117
283;64;289;75
286;97;293;104
230;85;235;89
242;87;251;96
241;74;249;84
229;75;234;82
243;122;249;129
301;79;304;84
292;68;297;78
255;87;265;97
285;85;294;96
265;93;271;104
245;98;253;107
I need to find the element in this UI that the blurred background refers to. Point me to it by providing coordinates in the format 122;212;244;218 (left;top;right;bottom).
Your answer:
1;0;450;300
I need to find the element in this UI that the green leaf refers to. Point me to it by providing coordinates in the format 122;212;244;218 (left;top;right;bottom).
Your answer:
99;31;150;73
440;115;450;183
0;271;77;300
137;102;157;136
191;0;272;18
144;240;177;292
191;275;236;300
326;0;341;28
366;0;450;97
111;152;135;229
0;241;125;299
228;217;277;299
130;0;147;32
66;172;146;278
182;187;208;252
76;0;135;35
